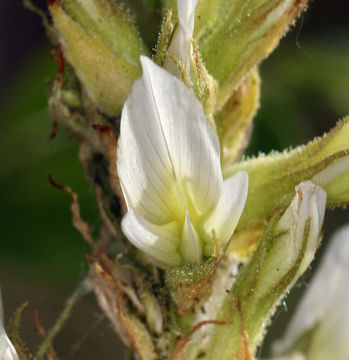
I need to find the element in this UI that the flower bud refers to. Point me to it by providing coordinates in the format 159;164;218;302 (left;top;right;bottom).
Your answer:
160;0;218;120
199;182;326;359
49;0;148;116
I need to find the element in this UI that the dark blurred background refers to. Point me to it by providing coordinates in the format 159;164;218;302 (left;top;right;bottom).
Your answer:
0;1;349;358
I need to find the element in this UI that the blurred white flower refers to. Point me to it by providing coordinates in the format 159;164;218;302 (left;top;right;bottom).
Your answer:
117;56;248;267
0;290;19;360
273;224;349;360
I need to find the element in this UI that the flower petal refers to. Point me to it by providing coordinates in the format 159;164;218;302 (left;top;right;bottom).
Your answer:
121;210;182;267
273;224;349;358
177;0;198;36
117;56;222;223
203;171;248;255
180;210;202;264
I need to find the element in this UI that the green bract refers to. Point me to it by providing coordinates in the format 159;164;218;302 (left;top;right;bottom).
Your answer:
225;117;349;237
164;0;310;110
49;0;148;116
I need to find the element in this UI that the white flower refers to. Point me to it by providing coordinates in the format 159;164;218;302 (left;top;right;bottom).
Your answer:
273;224;349;360
117;56;248;267
164;0;198;77
0;290;19;360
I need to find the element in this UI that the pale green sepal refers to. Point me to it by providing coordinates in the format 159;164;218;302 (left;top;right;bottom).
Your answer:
154;9;174;66
194;0;310;110
201;182;326;360
224;117;349;234
49;2;147;116
60;0;148;67
216;67;261;167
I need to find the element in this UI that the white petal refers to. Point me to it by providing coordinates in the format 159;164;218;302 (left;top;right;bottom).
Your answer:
121;210;182;267
203;171;248;255
180;210;202;264
273;224;349;358
177;0;198;37
165;0;198;75
117;57;222;223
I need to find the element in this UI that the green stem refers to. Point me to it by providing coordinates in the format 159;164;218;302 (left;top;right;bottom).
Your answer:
35;295;76;360
36;279;91;360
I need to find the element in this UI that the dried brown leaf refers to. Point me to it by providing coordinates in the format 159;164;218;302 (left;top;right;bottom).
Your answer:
88;257;157;360
170;257;221;316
